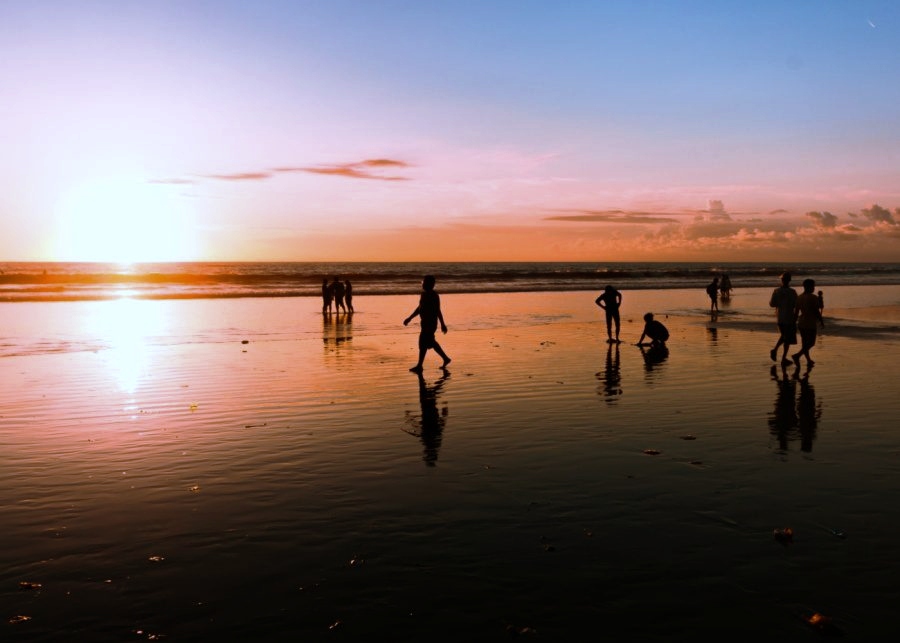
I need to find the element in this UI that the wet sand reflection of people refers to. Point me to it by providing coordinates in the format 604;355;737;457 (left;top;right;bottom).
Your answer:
769;364;820;452
322;310;353;351
596;343;622;403
404;371;449;467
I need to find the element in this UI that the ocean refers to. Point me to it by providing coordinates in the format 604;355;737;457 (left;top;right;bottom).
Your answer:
3;261;900;302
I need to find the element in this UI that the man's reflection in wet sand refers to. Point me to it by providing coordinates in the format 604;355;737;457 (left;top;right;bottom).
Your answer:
596;343;622;404
769;364;821;452
404;371;449;466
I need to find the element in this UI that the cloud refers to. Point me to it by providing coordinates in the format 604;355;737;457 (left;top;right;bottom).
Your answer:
805;211;838;228
148;178;197;185
544;209;681;224
275;158;412;181
861;204;896;224
204;172;273;181
696;199;732;222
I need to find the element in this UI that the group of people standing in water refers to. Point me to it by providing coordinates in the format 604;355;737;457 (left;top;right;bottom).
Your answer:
321;278;354;314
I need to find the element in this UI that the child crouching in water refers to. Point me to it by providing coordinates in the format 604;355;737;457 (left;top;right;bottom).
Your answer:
636;312;669;348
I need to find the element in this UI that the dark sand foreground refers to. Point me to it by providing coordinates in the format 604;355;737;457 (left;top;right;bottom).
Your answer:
2;286;900;640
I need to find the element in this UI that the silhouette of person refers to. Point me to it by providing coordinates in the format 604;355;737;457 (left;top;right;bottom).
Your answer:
636;312;669;348
792;278;819;368
595;285;622;343
332;278;346;313
403;275;451;372
769;272;798;364
404;371;449;466
344;279;354;313
706;277;719;314
596;343;622;403
720;274;732;300
322;278;333;314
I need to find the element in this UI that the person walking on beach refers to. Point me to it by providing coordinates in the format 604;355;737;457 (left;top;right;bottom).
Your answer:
345;279;354;313
595;285;622;343
332;278;346;313
322;278;333;314
793;278;820;368
706;277;720;314
636;312;669;348
403;275;451;372
769;272;798;364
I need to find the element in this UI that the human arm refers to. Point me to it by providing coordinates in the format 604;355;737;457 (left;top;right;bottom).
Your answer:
437;295;447;333
403;307;420;326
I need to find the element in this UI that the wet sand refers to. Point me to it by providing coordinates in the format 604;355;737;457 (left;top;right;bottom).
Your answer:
2;287;900;640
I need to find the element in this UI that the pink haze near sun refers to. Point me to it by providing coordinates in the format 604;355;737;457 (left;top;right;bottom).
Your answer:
2;1;900;263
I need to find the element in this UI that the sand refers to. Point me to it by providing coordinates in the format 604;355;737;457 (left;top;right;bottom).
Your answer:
2;287;900;640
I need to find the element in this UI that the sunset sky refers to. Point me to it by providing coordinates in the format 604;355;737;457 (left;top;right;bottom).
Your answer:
2;1;900;262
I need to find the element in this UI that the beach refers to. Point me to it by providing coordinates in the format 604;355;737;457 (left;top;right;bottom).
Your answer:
3;286;900;640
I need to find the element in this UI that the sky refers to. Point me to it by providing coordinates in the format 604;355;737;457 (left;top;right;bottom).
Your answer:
2;0;900;263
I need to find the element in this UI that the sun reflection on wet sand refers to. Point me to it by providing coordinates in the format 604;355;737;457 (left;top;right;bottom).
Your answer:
92;296;166;394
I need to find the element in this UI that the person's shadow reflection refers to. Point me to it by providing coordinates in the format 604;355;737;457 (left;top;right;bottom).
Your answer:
797;375;821;452
404;371;449;466
639;345;669;374
322;310;353;353
769;364;798;451
596;343;622;403
769;364;821;452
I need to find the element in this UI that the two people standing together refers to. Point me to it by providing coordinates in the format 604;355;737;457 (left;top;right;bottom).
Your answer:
770;272;824;368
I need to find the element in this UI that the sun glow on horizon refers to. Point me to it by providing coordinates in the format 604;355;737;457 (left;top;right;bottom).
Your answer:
53;178;199;263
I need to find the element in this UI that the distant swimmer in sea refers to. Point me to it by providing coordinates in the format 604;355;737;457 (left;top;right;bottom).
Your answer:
345;279;354;313
706;277;720;314
403;275;451;372
636;312;669;348
332;277;346;313
793;278;820;369
594;285;622;343
322;278;333;314
769;272;798;364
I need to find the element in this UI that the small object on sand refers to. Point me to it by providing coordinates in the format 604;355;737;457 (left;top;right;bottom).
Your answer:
328;620;342;630
773;527;793;544
241;340;249;344
643;449;661;455
148;555;165;562
802;610;840;634
189;485;200;492
9;615;32;624
680;435;697;440
189;403;199;412
506;623;539;637
19;581;42;590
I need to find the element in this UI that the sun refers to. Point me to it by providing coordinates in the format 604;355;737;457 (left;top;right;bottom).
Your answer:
54;177;199;263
